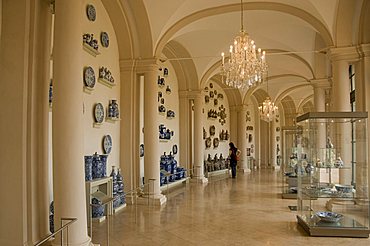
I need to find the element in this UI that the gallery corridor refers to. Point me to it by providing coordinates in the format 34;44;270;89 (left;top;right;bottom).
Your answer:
91;170;370;246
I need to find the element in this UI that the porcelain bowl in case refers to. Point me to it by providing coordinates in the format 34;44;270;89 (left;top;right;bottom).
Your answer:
316;211;343;223
335;184;353;193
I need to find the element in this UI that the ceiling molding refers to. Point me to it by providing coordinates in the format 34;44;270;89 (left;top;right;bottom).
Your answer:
267;49;315;78
163;40;199;91
274;84;312;105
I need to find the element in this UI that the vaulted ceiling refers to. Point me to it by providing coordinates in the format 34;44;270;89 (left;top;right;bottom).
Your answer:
114;0;369;112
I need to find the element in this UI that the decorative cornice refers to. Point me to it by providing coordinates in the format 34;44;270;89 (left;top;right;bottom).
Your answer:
119;57;160;73
229;105;248;112
179;90;201;99
359;43;370;58
329;46;360;62
310;78;331;89
119;59;136;72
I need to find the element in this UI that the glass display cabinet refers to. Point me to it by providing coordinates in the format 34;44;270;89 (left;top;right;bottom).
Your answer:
281;126;300;199
296;112;369;237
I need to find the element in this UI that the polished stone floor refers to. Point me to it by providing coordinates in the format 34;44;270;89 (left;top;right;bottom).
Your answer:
91;169;370;245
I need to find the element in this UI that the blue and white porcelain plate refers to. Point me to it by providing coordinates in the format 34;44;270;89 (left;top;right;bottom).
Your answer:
172;144;178;155
103;135;112;154
94;103;104;123
84;66;95;88
101;32;109;47
86;4;96;21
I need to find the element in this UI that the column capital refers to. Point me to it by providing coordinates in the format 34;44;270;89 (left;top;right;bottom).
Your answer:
179;90;202;99
120;57;162;73
310;78;331;89
329;46;360;62
359;43;370;57
119;59;136;72
230;105;248;112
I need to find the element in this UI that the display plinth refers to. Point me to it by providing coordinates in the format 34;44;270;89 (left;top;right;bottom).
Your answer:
83;86;94;94
86;177;113;225
92;215;106;223
83;43;100;57
113;203;126;213
98;77;115;88
281;126;300;199
297;215;370;238
93;122;102;128
160;177;190;191
206;169;229;177
106;117;120;123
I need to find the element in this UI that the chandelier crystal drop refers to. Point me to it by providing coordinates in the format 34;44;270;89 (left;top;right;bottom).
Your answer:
259;97;278;122
220;0;268;89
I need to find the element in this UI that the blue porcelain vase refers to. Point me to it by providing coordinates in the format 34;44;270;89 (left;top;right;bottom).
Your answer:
92;152;101;179
84;155;93;181
100;155;108;178
91;197;105;218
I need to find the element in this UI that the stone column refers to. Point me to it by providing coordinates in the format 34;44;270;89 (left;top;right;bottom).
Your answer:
229;106;238;144
191;91;208;183
270;117;279;170
119;60;140;193
238;106;250;172
311;79;331;183
360;44;370;198
179;91;192;172
137;59;167;205
311;79;331;150
330;47;359;185
52;0;91;244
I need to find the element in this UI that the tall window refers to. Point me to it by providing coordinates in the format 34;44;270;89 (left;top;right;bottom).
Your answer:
349;65;356;186
349;65;356;111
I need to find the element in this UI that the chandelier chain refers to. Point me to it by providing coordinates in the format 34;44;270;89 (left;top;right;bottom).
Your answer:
240;0;244;31
220;0;267;90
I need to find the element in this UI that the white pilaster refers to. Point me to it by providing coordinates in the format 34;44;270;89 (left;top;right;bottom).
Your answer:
229;106;238;144
53;0;91;244
191;92;208;183
330;47;359;185
237;106;250;172
360;44;370;198
119;59;140;193
138;59;167;205
311;79;331;150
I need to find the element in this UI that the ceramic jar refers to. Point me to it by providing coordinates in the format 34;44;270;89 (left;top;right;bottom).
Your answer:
91;197;105;218
84;155;93;181
100;154;108;177
92;152;102;179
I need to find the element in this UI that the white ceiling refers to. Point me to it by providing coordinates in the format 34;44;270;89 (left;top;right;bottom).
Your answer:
140;0;363;109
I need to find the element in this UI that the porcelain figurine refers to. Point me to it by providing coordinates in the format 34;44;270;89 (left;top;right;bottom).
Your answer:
334;157;344;168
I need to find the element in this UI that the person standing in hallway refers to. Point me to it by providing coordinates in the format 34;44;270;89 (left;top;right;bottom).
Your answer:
229;142;240;178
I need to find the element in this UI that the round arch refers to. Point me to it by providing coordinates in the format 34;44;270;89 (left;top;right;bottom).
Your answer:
154;2;333;57
162;40;199;91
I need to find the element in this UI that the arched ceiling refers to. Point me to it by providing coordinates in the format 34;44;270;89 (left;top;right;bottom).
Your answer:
118;0;366;114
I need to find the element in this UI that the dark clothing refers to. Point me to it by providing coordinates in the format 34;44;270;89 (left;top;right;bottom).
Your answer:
229;148;238;178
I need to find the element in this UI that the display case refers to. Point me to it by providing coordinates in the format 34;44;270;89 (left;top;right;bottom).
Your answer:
281;126;300;199
296;112;369;238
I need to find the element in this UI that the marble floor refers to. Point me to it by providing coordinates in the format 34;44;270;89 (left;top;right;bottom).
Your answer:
91;169;370;245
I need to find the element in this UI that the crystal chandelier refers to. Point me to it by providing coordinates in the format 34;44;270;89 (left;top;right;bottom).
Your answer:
259;75;278;121
221;0;268;89
259;97;278;122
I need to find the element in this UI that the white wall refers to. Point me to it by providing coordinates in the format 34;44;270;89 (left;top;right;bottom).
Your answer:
202;82;230;160
157;60;180;165
82;0;120;175
245;102;256;159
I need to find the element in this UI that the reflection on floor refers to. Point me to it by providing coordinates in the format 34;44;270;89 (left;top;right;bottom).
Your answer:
91;169;370;245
